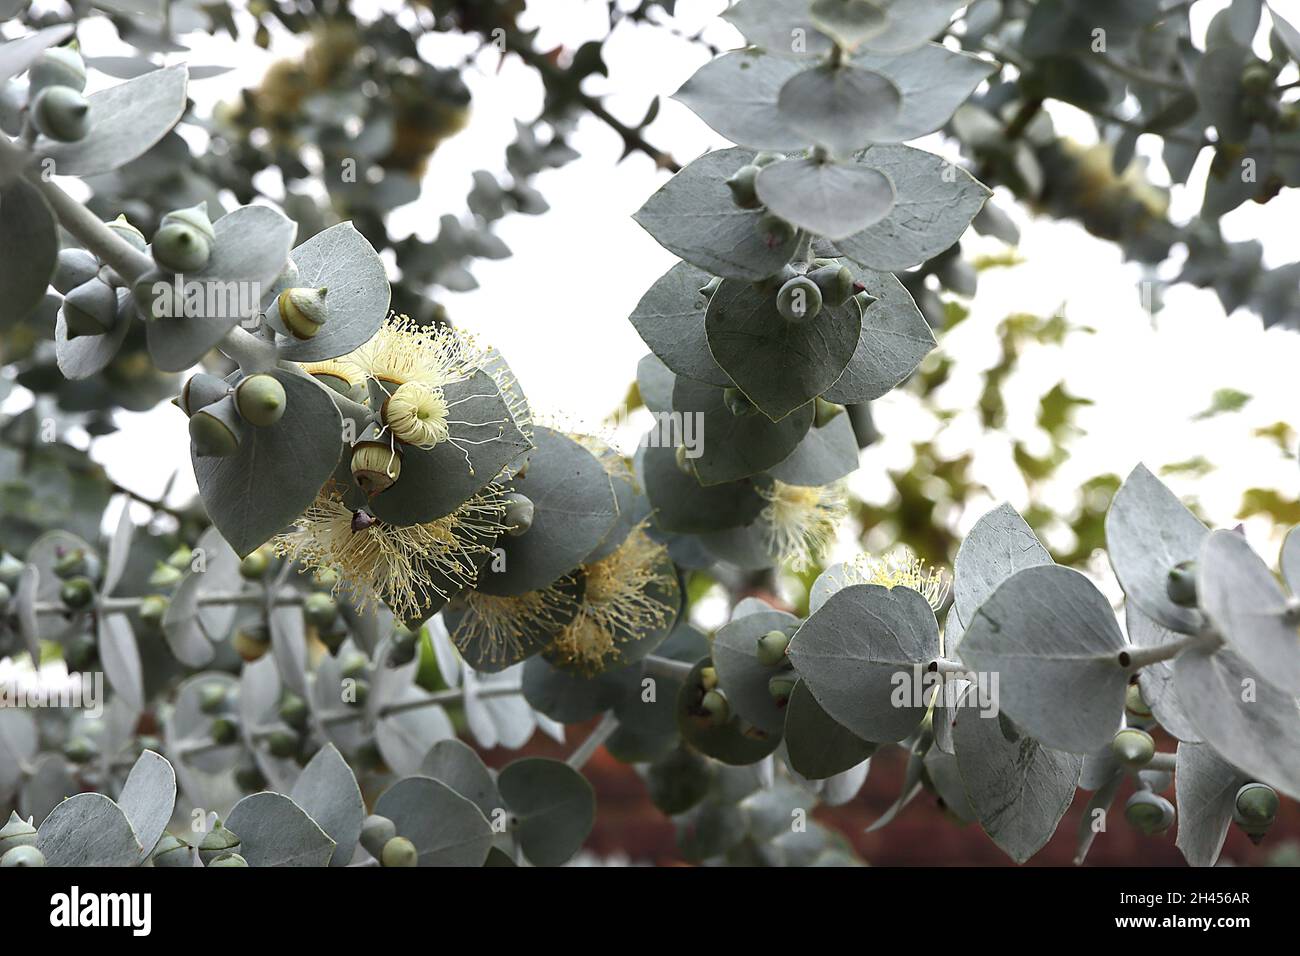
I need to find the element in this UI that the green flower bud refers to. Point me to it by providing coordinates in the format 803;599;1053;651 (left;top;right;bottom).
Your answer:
753;151;783;167
0;812;38;857
234;758;267;792
0;553;24;589
107;215;148;253
1125;790;1175;836
502;491;535;537
303;592;338;629
808;263;855;307
189;396;243;459
351;442;401;496
1233;782;1278;840
234;373;287;427
767;671;797;706
0;845;46;867
1111;727;1155;768
53;548;88;579
31;85;90;142
277;287;329;340
63;735;98;764
29;46;87;96
814;396;844;428
147;563;183;589
240;545;272;580
381;835;418;867
1241;62;1274;95
64;633;97;671
1279;104;1300;133
0;581;10;614
1166;560;1198;608
52;248;100;294
174;374;228;419
722;386;757;417
198;684;229;715
318;627;346;656
265;730;299;759
160;203;216;244
388;626;418;666
209;717;240;745
698;665;718;691
234;626;270;662
208;851;248;867
152;221;212;274
699;688;729;726
1125;682;1152;718
63;277;118;339
139;594;169;627
755;213;795;249
60;576;95;611
725;164;762;209
360;814;397;858
776;275;823;324
755;629;790;667
278;693;309;730
151;834;191;867
197;822;240;865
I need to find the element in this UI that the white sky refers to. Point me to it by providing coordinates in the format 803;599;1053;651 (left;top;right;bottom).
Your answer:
14;0;1300;571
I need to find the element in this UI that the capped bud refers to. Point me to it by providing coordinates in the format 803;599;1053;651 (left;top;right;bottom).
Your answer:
814;397;844;428
755;213;795;249
341;652;370;682
208;852;248;867
279;693;309;730
0;554;22;589
756;629;790;667
176;372;229;417
138;594;169;628
152;220;212;274
303;592;338;629
29;46;87;96
63;735;98;764
360;814;397;858
53;547;88;579
107;215;148;252
233;625;270;662
198;684;229;715
31;85;90;142
808;264;855;307
1241;61;1274;95
1111;727;1155;768
0;845;45;867
1166;560;1198;608
63;277;118;339
777;275;823;324
767;672;797;706
151;834;192;867
52;248;100;294
235;373;287;427
189;395;243;459
699;665;718;691
753;151;783;167
64;633;97;671
0;812;38;857
351;442;402;496
381;835;418;867
502;491;535;537
240;545;273;580
726;164;762;209
1124;790;1175;836
265;729;299;758
197;822;240;865
699;689;729;726
1233;782;1278;841
148;564;183;589
723;387;758;417
277;287;329;340
209;717;239;745
389;626;418;666
59;576;94;611
160;203;216;244
1125;682;1152;718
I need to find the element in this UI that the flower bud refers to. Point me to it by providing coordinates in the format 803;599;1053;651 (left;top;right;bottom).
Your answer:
1111;727;1155;768
234;626;270;662
502;491;534;537
151;834;191;867
1241;62;1274;95
1125;682;1151;718
197;822;240;865
235;373;287;427
776;275;823;324
52;248;100;294
814;397;844;428
53;548;88;579
755;629;790;667
63;734;98;764
240;545;273;580
189;395;243;459
0;812;38;857
726;164;762;209
64;633;97;671
137;594;168;629
303;592;338;629
198;684;229;715
31;85;90;142
389;626;418;666
347;679;370;708
234;758;267;792
107;215;148;252
277;287;329;340
753;151;783;167
29;46;87;96
1124;790;1175;836
209;717;239;745
279;693;309;730
808;264;855;307
208;852;248;867
1166;559;1198;608
0;845;45;867
723;387;757;417
699;688;729;726
265;729;299;759
351;442;402;496
160;203;216;244
360;814;397;858
385;381;450;448
1233;782;1278;841
0;553;23;589
699;665;718;691
148;564;183;589
381;835;418;867
755;213;795;249
63;277;118;339
59;576;94;611
767;672;796;706
152;221;212;274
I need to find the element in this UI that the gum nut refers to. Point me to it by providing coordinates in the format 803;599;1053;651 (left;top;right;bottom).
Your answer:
0;554;22;589
0;812;37;857
198;825;240;865
725;164;762;209
177;372;230;417
152;221;213;274
360;814;397;857
1166;559;1198;608
767;672;797;704
380;835;418;867
107;215;148;252
29;46;87;95
63;735;98;764
235;373;287;427
147;564;182;589
209;717;239;745
340;652;370;682
278;693;309;729
0;845;46;867
138;594;169;626
776;275;823;324
198;684;229;715
233;628;267;661
502;491;535;536
53;548;88;578
1233;782;1279;830
240;546;271;579
63;277;118;339
59;576;95;610
52;248;100;294
303;592;338;629
755;629;790;667
1125;682;1152;718
234;759;267;792
189;406;241;458
265;729;299;758
208;852;248;867
699;665;718;691
64;633;97;670
277;287;329;339
347;679;370;708
151;834;192;867
160;203;216;243
1111;727;1155;768
700;689;729;725
1124;791;1175;836
351;443;401;496
813;397;844;428
31;85;90;142
809;264;855;306
755;213;795;249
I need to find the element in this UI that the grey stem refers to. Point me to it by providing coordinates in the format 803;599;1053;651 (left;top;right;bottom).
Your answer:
566;712;618;770
29;173;155;284
315;683;524;725
643;654;694;681
1146;752;1177;773
1121;630;1221;671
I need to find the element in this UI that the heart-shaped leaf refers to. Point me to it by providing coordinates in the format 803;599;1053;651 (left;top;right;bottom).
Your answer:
498;758;595;867
225;791;337;867
777;64;901;155
373;775;494;866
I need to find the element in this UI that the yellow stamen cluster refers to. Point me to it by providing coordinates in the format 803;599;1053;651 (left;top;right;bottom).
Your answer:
448;580;579;669
548;526;675;674
836;551;950;611
340;315;481;389
274;482;508;621
385;381;451;449
759;480;848;572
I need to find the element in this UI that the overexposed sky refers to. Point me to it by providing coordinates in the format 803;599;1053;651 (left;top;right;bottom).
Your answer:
13;0;1300;568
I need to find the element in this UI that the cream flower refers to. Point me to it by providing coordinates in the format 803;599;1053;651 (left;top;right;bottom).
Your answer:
834;550;950;611
447;579;580;670
759;480;848;572
339;314;481;390
384;380;451;449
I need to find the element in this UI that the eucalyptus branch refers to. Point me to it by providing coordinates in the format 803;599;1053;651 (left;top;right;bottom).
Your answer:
643;654;694;681
27;172;154;283
566;712;618;770
1120;630;1222;671
315;683;524;726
